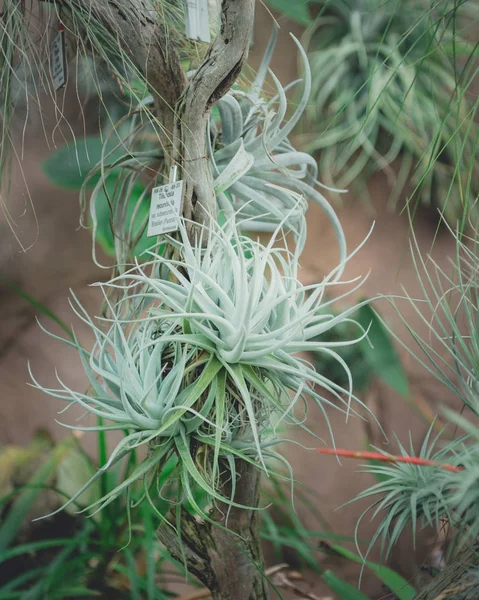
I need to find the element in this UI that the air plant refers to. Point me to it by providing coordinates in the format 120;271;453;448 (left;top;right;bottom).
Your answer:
351;224;479;562
31;214;372;519
301;0;479;222
4;2;373;596
81;26;346;267
211;27;345;249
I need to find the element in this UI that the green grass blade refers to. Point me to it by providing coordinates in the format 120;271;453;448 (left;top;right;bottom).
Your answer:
325;544;416;600
0;538;82;564
357;303;409;397
141;503;156;600
264;0;312;26
0;567;46;595
123;548;141;600
0;438;76;553
322;570;371;600
0;276;73;340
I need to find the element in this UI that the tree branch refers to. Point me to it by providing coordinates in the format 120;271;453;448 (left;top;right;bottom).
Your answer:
64;0;186;153
158;460;269;600
175;0;255;229
65;0;254;229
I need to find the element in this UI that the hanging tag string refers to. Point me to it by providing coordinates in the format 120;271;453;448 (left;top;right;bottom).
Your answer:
50;3;67;91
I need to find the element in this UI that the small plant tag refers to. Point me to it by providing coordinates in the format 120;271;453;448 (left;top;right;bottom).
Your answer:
147;180;183;237
184;0;211;44
51;28;67;91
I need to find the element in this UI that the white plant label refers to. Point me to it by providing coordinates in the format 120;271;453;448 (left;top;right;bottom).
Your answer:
51;30;67;91
184;0;211;44
147;180;184;237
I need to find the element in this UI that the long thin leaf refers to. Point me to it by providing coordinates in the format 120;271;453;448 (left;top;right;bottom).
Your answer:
0;438;76;553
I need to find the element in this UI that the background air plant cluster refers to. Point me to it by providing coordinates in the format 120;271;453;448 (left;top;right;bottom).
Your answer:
297;0;479;223
352;226;479;597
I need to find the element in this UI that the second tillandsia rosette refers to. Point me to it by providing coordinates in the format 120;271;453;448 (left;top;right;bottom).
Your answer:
32;216;373;518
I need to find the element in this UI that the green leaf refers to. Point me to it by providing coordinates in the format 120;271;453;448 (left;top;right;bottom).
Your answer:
92;177;154;258
123;548;141;600
356;303;409;397
0;438;77;554
0;276;73;340
141;503;156;600
124;78;149;99
321;570;371;600
264;0;312;25
0;539;78;564
325;544;416;600
441;40;478;57
22;539;80;600
42;135;124;190
0;567;46;595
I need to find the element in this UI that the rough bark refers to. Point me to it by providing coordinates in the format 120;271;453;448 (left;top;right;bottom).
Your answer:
158;460;269;600
415;545;479;600
60;2;263;596
63;0;254;226
63;0;186;152
173;0;255;228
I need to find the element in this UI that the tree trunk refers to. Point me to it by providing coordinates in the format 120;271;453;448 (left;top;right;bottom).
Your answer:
158;460;269;600
152;2;264;595
66;1;262;596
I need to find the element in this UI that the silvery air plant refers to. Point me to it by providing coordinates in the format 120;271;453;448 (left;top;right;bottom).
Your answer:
85;27;346;265
352;225;479;564
31;211;373;520
31;30;371;524
210;27;346;253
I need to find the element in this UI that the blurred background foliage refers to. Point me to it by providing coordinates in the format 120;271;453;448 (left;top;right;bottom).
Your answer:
2;0;479;598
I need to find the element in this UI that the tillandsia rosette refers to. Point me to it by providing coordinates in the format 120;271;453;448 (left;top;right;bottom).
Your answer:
352;428;479;562
351;225;479;562
31;216;373;519
84;27;346;266
210;27;345;248
300;0;479;222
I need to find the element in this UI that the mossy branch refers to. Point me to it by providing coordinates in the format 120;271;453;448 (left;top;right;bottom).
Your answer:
158;460;269;600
